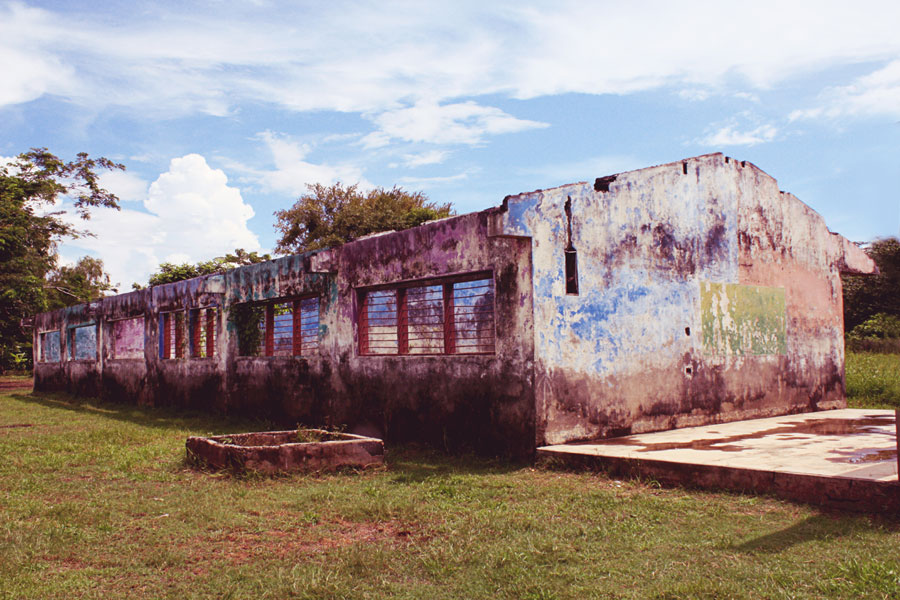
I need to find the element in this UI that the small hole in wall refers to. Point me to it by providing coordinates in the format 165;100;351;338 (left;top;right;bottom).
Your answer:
685;366;693;375
725;156;730;163
682;162;688;175
741;161;747;168
685;327;691;336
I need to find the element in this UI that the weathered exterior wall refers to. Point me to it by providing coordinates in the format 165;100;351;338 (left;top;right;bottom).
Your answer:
32;153;872;454
33;210;534;456
494;153;875;446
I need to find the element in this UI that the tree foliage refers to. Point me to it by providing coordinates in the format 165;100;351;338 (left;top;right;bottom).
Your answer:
0;148;122;372
273;183;453;254
145;248;271;287
842;237;900;334
45;257;114;311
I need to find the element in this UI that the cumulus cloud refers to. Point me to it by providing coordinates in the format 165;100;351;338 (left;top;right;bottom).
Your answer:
361;101;548;147
790;60;900;121
98;170;149;203
61;154;260;288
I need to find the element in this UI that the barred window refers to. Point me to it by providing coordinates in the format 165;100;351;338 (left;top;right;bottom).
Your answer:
159;311;185;359
359;274;495;356
190;306;218;358
234;296;320;357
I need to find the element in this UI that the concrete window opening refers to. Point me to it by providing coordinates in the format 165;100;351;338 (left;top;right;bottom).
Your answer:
111;317;144;359
359;274;495;356
159;311;185;359
39;330;61;362
68;324;97;361
190;306;218;359
235;296;320;357
564;196;579;295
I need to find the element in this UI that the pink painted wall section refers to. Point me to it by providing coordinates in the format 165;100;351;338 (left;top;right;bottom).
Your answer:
112;317;144;359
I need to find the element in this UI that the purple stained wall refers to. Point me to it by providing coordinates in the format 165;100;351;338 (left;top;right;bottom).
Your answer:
33;209;535;456
32;153;873;455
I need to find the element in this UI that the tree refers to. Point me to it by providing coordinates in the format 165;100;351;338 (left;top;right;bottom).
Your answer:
0;148;122;371
842;237;900;333
145;248;271;286
273;183;453;254
45;256;114;310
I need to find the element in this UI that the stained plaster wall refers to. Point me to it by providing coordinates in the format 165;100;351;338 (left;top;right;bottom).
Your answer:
33;210;535;456
494;153;875;446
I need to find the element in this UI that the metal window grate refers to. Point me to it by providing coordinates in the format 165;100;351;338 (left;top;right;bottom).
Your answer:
160;311;185;359
452;278;495;354
296;296;320;355
249;296;320;357
359;275;495;356
360;289;398;355
191;307;217;358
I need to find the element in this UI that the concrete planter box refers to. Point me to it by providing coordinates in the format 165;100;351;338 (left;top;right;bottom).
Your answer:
186;430;384;473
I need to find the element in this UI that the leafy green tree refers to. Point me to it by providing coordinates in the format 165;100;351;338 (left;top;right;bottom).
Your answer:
0;148;122;371
842;237;900;333
45;256;114;310
273;183;453;254
145;248;271;286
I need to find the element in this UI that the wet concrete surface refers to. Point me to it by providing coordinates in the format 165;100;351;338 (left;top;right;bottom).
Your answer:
538;409;898;512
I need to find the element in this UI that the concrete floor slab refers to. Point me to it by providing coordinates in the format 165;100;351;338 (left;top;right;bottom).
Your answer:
537;409;899;512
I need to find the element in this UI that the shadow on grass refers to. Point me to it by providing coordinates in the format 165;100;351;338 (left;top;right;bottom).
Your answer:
5;390;528;478
733;513;900;553
5;389;276;436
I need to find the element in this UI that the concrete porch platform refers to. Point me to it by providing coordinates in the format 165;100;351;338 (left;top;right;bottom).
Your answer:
537;409;899;512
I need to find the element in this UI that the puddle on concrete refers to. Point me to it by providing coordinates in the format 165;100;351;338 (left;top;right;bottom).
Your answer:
827;448;898;464
577;414;896;460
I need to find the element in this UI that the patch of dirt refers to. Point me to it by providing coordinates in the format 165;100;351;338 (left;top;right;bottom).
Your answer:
0;378;33;391
187;519;429;566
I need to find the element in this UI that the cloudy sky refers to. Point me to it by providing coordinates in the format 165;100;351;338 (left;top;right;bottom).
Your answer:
2;0;898;289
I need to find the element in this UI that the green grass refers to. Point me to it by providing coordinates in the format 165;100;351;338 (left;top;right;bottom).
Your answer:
1;380;899;599
846;351;900;409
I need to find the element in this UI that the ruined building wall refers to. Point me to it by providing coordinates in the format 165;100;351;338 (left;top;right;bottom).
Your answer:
495;153;874;446
33;210;535;456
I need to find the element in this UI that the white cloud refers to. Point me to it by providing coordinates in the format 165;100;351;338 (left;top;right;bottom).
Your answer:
98;170;148;203
698;123;778;147
249;131;371;196
396;150;451;168
791;60;900;121
5;1;900;121
61;154;260;288
362;101;548;147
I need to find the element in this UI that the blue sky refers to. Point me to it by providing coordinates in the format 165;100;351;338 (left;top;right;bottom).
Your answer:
1;0;898;289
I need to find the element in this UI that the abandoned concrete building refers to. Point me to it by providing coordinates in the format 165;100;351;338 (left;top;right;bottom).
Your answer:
32;153;876;456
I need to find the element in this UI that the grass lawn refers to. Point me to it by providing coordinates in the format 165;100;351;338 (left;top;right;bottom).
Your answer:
846;351;900;410
1;378;899;599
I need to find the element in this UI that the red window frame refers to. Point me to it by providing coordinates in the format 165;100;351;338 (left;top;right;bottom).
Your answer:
358;272;495;356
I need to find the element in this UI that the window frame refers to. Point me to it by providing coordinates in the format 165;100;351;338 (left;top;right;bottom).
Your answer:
38;329;62;363
357;271;496;357
109;316;145;360
158;310;186;360
189;305;219;359
234;295;320;358
67;323;98;362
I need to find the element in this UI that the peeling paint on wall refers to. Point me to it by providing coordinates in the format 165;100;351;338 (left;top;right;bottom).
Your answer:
32;153;876;455
700;282;786;356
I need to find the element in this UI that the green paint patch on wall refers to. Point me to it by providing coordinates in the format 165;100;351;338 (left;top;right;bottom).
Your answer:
700;282;786;356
